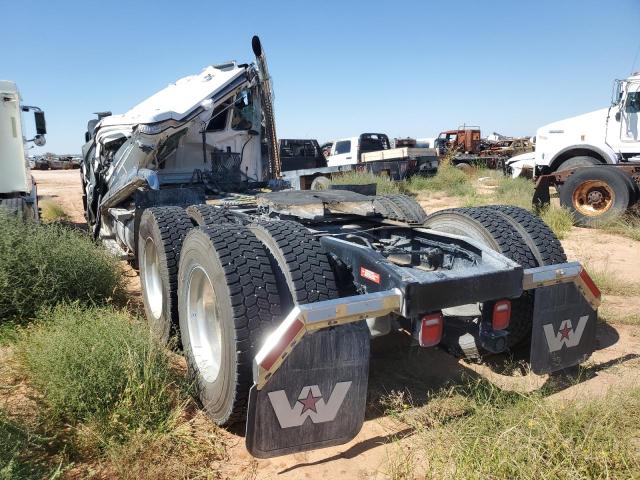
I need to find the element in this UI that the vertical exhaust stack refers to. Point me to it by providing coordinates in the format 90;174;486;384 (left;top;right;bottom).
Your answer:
252;35;281;179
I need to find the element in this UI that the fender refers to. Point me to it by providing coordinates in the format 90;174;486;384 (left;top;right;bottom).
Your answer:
549;143;618;171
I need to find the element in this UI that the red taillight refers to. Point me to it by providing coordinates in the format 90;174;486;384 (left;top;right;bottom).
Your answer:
259;319;304;371
419;312;443;347
492;300;511;330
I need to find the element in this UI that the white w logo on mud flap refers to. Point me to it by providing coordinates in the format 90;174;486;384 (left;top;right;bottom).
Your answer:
543;316;589;352
267;382;352;428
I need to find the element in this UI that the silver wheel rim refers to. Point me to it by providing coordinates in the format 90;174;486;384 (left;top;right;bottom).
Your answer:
187;266;222;383
143;238;163;320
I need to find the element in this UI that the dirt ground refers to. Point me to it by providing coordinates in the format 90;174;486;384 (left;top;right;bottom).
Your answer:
27;170;640;479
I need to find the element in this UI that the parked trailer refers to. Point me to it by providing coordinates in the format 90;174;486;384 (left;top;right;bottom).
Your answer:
81;36;601;458
533;163;640;226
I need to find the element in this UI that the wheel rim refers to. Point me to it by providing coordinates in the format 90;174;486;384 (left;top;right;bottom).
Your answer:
143;238;163;320
572;180;614;216
187;266;222;383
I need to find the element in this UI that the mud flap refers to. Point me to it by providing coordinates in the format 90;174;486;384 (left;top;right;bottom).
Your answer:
246;322;370;458
530;283;597;374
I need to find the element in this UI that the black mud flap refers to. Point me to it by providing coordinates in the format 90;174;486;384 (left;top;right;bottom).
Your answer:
245;322;370;458
530;283;597;374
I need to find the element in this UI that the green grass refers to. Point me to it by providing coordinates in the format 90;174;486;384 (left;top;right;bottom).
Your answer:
382;379;640;479
0;410;61;480
329;170;405;194
406;162;475;197
16;304;183;451
584;263;640;296
539;205;574;240
0;213;125;322
599;309;640;326
599;215;640;241
39;200;69;223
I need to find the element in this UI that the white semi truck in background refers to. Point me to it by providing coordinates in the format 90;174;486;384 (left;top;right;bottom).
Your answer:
511;73;640;225
508;73;640;177
0;80;47;220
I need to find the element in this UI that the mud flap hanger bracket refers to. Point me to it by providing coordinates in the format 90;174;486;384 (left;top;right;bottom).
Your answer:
253;289;403;390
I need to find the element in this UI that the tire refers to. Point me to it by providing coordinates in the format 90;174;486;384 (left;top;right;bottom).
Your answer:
310;175;331;190
186;204;246;227
374;194;428;224
483;205;567;266
455;162;473;173
138;206;193;345
423;207;538;347
246;220;338;311
177;225;281;425
556;155;600;172
560;167;632;227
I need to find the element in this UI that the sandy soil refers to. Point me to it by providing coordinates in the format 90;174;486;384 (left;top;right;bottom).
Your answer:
20;171;640;478
33;169;86;225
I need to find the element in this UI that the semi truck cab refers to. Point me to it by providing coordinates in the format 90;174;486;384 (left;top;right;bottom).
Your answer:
533;74;640;175
0;80;46;220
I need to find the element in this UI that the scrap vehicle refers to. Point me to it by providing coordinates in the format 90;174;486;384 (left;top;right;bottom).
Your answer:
281;132;438;190
436;126;533;170
280;138;325;172
522;73;640;226
81;36;601;458
0;80;46;220
33;155;51;170
37;153;78;170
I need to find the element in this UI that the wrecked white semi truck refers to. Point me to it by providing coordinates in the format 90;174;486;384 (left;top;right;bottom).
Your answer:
0;80;46;220
81;37;602;458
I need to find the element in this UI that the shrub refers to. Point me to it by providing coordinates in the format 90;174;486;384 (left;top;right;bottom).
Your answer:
0;411;55;480
329;170;405;195
0;213;124;321
406;162;474;197
17;304;182;448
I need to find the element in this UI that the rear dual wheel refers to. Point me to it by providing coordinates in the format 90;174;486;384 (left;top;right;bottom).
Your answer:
373;194;428;224
138;206;194;344
423;206;565;348
177;220;338;425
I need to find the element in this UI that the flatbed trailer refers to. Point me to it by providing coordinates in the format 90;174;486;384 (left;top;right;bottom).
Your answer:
79;36;602;459
533;163;640;226
281;153;438;190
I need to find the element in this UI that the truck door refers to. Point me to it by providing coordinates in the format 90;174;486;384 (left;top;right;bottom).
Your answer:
620;80;640;148
327;139;355;167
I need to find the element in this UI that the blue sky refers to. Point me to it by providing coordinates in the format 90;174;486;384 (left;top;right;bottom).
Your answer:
3;0;639;154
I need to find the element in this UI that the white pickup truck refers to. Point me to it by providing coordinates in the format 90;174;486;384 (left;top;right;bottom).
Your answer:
507;73;640;177
326;133;438;170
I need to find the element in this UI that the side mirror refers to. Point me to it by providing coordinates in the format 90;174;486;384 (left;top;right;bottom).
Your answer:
34;111;47;135
33;134;46;147
615;111;621;122
85;131;91;143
